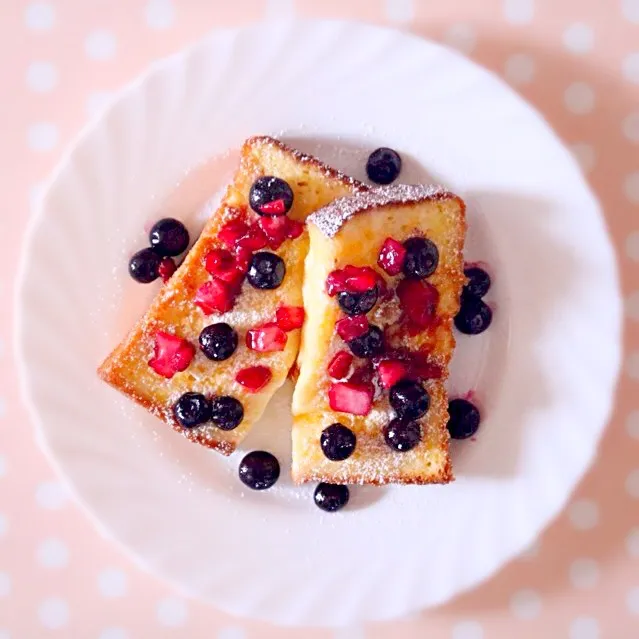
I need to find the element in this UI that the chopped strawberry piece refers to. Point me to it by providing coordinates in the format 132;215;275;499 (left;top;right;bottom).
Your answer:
158;257;176;282
344;266;379;293
326;269;349;296
246;324;288;352
259;198;287;215
396;279;439;327
285;220;304;239
327;350;353;379
328;382;374;415
148;331;195;378
276;306;305;331
258;216;289;249
236;223;268;251
195;278;235;314
236;366;272;392
204;248;245;287
377;359;408;389
335;315;369;341
378;237;407;275
232;244;252;271
219;218;249;248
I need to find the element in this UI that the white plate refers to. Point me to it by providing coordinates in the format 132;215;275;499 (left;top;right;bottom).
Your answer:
16;20;622;627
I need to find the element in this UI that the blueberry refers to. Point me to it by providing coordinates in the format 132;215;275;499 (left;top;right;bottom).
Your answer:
249;176;294;216
210;396;244;430
366;147;402;185
173;392;211;428
402;237;439;279
383;418;422;452
238;451;280;490
347;325;384;358
149;218;189;256
447;398;481;439
463;267;491;298
389;380;430;420
337;287;378;316
247;251;286;289
199;323;238;361
454;297;493;335
320;423;356;461
129;247;161;283
314;483;350;512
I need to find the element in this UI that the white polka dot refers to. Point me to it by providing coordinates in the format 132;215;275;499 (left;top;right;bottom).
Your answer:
627;527;639;557
86;91;114;118
38;597;69;629
568;499;599;530
99;628;129;639
569;558;600;589
564;82;595;114
98;568;127;597
504;53;536;85
217;627;247;639
569;617;599;639
26;61;58;92
624;171;639;203
562;23;594;54
626;231;639;260
570;143;596;174
0;573;11;598
27;122;59;151
0;513;7;538
626;468;639;498
623;112;639;143
626;351;639;380
627;587;639;614
503;0;534;24
451;620;484;639
384;0;414;22
35;480;69;509
510;589;541;619
37;538;69;568
0;455;6;478
623;52;639;84
623;0;639;23
145;0;175;29
25;2;55;30
443;24;477;55
85;30;117;61
627;410;639;438
156;597;188;627
626;293;639;322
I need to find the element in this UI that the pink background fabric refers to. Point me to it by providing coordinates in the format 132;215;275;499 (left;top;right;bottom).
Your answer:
2;1;639;637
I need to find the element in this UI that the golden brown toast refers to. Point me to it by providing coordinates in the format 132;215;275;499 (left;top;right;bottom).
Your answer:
99;136;365;455
291;185;466;484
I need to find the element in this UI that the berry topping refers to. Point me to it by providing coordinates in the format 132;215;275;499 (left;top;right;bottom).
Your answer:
236;224;268;252
236;366;272;392
148;331;195;378
249;176;294;216
328;382;374;415
337;287;378;316
454;297;493;335
158;257;176;282
378;237;407;275
247;251;286;289
258;216;288;248
447;398;481;439
347;325;385;359
238;450;280;490
286;220;304;239
219;218;250;248
463;266;491;299
389;380;430;420
366;147;402;185
195;278;235;314
383;419;422;452
377;359;408;389
335;315;369;341
314;483;350;512
246;324;288;352
276;305;305;331
327;350;353;379
210;395;244;431
320;423;357;461
402;237;439;280
204;248;245;286
149;218;190;256
173;392;211;428
129;248;161;283
198;323;238;361
325;265;383;296
411;357;443;381
396;279;439;328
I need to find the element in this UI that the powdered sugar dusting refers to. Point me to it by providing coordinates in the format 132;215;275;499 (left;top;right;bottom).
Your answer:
308;184;453;238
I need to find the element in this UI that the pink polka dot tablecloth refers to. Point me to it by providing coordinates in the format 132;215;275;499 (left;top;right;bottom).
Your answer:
2;0;639;637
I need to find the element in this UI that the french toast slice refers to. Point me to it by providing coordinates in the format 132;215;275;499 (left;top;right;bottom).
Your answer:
99;136;365;455
291;185;466;484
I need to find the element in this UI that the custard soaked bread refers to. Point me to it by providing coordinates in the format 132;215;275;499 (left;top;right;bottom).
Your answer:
99;136;365;454
292;185;466;484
